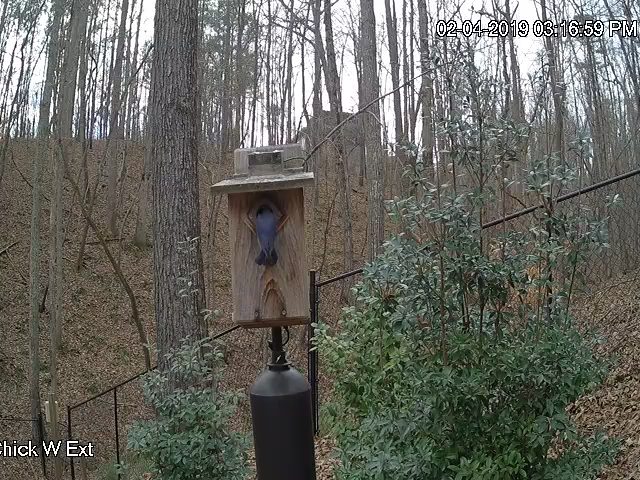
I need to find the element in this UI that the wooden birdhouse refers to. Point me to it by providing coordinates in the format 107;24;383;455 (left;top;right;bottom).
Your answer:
211;144;314;328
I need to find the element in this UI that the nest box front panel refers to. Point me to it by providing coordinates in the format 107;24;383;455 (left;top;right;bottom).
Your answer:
228;188;309;327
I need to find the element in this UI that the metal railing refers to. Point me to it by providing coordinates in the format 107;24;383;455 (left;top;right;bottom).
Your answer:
67;324;241;480
59;167;640;476
306;167;640;435
0;415;47;478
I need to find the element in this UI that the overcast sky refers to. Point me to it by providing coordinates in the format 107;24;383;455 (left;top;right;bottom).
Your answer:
16;0;549;145
133;0;546;141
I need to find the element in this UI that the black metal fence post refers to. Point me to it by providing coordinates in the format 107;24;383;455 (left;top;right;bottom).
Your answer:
61;324;245;479
50;168;640;478
114;387;121;480
38;412;47;479
308;270;319;436
68;406;75;480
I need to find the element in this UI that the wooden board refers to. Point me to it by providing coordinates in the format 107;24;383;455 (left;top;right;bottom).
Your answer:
211;171;314;195
233;143;305;176
228;188;309;327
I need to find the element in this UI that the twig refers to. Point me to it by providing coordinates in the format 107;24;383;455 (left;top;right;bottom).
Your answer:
27;455;39;480
39;284;48;313
4;248;27;285
58;142;152;370
302;69;430;165
317;192;336;278
86;238;122;245
11;152;50;202
0;241;18;256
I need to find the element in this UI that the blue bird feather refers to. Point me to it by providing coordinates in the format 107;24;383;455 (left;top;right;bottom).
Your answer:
255;205;278;266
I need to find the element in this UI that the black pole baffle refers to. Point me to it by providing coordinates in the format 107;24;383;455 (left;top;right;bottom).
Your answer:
250;327;316;480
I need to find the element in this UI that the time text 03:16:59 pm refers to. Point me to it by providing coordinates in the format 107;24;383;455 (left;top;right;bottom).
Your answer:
435;19;638;38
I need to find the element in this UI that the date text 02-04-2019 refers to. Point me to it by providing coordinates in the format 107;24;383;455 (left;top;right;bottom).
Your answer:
435;19;638;38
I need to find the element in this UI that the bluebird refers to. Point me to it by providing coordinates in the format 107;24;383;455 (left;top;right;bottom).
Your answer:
255;205;278;266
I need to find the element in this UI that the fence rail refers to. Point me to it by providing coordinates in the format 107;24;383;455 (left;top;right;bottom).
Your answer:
306;167;640;435
67;323;242;480
57;167;639;477
0;413;48;479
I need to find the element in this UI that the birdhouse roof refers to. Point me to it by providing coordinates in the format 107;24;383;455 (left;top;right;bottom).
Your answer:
211;171;315;194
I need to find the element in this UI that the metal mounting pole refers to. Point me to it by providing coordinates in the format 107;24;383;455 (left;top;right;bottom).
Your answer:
270;327;286;365
250;325;316;479
67;407;74;480
308;270;319;435
114;388;121;480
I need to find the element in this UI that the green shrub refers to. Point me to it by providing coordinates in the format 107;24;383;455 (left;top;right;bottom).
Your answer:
97;451;153;480
317;151;619;479
126;337;248;480
320;319;615;479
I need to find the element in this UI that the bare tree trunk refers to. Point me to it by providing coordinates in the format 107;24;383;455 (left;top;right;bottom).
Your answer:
311;0;323;203
539;0;564;160
232;0;247;148
408;0;416;141
360;0;384;258
347;22;366;187
126;0;144;140
384;0;404;150
504;0;523;123
59;0;87;138
401;0;409;140
134;130;152;247
101;0;115;138
43;3;65;478
323;0;354;283
107;0;130;236
76;0;93;143
49;0;87;352
266;0;273;144
284;0;295;143
29;0;63;453
0;0;10;59
0;21;17;130
219;0;233;153
0;18;18;186
0;11;38;186
151;0;207;371
416;0;434;181
249;0;260;146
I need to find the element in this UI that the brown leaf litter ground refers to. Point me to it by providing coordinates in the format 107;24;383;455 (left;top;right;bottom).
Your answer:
1;140;639;479
0;139;369;479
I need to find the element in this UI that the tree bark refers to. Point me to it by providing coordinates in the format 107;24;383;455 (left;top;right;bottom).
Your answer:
134;130;152;247
59;0;88;138
360;0;384;258
29;0;63;454
323;0;354;282
384;0;404;149
126;0;144;139
76;0;93;143
150;0;207;371
416;0;434;181
43;4;65;478
311;0;323;203
107;0;130;236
